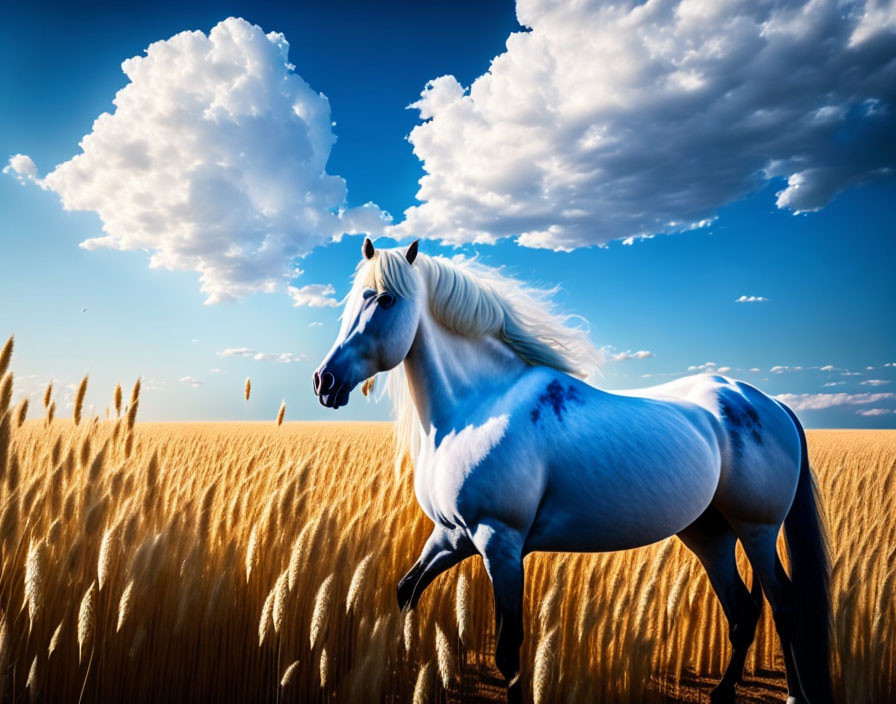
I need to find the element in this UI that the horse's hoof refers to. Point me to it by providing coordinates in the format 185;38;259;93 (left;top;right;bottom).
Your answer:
709;682;736;704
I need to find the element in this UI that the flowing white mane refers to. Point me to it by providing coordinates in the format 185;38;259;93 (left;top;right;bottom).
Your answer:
353;248;602;465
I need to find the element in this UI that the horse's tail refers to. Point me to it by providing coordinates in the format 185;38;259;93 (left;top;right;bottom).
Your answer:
781;404;835;704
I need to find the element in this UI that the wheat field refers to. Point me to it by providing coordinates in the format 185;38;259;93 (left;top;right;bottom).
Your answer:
0;339;893;703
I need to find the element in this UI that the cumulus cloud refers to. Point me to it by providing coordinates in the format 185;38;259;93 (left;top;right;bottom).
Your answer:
775;391;896;411
288;283;341;307
217;347;305;363
179;376;203;388
736;295;769;303
392;0;896;249
860;379;891;386
2;154;40;184
7;18;388;303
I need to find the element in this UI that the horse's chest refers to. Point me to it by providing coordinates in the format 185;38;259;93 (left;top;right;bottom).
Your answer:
413;414;510;527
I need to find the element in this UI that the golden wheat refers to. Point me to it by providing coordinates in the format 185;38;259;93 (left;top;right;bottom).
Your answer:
0;346;892;702
74;375;88;425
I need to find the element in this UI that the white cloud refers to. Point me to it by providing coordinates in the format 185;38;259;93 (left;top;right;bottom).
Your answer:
736;295;769;303
391;0;896;250
604;348;654;362
860;379;891;386
688;362;730;374
822;381;845;387
857;408;894;417
218;347;255;358
179;376;203;388
217;347;305;363
7;18;388;303
775;392;896;411
309;321;323;327
2;154;40;184
770;365;804;374
288;283;341;307
252;352;307;363
209;368;226;374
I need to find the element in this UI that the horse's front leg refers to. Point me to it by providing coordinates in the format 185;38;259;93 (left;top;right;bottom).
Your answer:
472;521;526;704
397;526;473;612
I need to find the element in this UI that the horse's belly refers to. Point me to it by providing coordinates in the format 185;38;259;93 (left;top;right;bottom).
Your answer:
524;447;720;554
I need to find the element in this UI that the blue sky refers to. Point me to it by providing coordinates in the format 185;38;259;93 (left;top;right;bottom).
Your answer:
2;0;895;427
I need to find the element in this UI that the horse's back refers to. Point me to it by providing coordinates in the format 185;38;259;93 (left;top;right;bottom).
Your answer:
621;374;802;526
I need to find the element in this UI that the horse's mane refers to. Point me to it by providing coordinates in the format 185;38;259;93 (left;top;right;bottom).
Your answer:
353;248;602;468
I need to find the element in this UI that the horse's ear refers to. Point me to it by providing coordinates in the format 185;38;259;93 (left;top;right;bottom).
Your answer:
362;237;375;260
405;239;419;265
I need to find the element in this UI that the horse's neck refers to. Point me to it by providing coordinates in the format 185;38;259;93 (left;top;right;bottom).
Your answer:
403;312;525;437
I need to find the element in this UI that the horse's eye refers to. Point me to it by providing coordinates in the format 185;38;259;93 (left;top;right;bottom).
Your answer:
362;289;376;300
377;292;396;309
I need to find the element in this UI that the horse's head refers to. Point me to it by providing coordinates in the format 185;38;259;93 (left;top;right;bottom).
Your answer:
312;237;421;409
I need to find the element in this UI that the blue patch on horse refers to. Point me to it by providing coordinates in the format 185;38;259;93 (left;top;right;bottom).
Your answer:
531;379;583;424
719;390;764;455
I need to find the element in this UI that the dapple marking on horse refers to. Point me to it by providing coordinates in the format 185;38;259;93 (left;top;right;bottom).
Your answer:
313;238;834;704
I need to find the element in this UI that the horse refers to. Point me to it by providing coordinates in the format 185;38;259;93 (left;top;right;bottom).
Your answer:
312;237;834;704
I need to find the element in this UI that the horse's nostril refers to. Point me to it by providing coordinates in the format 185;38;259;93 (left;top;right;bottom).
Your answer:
322;372;335;392
313;371;321;394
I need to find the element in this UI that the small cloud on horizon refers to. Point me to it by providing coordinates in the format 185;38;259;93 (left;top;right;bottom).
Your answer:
179;376;203;388
736;295;769;303
774;391;896;412
860;379;891;387
603;347;654;362
218;348;306;363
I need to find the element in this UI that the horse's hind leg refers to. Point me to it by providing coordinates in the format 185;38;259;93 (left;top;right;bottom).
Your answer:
677;507;762;704
470;520;526;704
733;522;806;704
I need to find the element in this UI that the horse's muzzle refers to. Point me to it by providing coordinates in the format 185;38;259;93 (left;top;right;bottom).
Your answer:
313;369;351;409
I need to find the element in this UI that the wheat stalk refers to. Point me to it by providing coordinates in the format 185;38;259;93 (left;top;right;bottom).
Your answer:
25;538;46;631
258;585;275;646
434;623;455;689
0;373;12;415
346;553;373;614
78;581;96;662
413;661;434;704
277;401;285;426
533;627;559;704
74;375;88;425
310;573;334;650
0;336;12;378
244;377;251;401
48;620;63;659
272;570;288;634
281;660;300;688
15;398;28;427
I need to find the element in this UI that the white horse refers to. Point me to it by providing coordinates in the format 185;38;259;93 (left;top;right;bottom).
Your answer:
313;238;834;704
